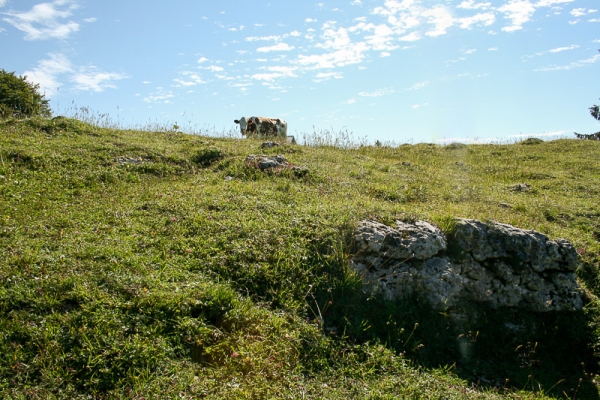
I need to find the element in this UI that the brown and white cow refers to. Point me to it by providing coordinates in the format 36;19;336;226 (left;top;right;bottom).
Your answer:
234;116;293;142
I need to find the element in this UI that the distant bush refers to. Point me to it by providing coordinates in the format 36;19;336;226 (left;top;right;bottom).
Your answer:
0;69;51;119
191;147;225;167
574;98;600;140
519;137;544;145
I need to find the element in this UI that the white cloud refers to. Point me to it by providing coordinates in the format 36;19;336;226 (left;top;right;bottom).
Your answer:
245;35;281;41
406;81;429;90
251;66;298;81
173;71;206;87
535;53;600;71
72;68;128;92
380;51;391;57
352;22;399;51
488;47;498;51
498;0;536;32
201;65;224;72
257;42;295;52
458;1;492;10
293;22;372;69
359;88;394;97
197;57;209;63
313;71;344;81
24;53;127;95
83;17;96;23
399;31;420;41
457;12;496;29
548;44;579;52
23;53;72;96
526;44;579;58
343;98;357;104
423;6;454;36
535;0;574;6
306;18;317;23
143;89;175;103
2;0;80;40
0;0;6;7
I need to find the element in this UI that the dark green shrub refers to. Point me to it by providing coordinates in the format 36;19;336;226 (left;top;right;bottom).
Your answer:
0;69;51;119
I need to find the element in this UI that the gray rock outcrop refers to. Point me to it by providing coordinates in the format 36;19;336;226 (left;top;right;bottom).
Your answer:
351;219;582;312
245;154;306;173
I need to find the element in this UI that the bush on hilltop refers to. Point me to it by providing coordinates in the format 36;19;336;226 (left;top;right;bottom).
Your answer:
0;69;52;119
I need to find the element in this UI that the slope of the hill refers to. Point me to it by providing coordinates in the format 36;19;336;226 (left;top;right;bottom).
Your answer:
1;117;600;399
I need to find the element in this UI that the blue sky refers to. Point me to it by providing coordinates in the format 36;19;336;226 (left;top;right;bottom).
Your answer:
1;0;599;143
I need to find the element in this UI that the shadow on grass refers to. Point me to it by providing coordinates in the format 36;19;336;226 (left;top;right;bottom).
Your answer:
313;265;600;399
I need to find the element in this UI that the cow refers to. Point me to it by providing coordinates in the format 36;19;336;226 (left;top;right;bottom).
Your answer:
234;116;295;143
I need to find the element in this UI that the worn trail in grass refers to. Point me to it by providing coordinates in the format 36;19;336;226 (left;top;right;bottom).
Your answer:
1;117;600;398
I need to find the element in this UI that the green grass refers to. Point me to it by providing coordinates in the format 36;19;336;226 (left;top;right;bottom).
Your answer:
1;116;600;398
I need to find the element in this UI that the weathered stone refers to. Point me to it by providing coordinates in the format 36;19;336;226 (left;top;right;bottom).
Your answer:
245;154;289;170
354;220;446;263
245;154;306;173
350;218;583;312
451;219;578;272
260;141;280;148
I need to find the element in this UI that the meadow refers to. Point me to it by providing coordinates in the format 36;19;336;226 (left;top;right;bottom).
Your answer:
1;115;600;399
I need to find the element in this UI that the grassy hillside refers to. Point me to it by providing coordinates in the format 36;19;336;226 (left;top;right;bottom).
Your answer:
1;116;600;399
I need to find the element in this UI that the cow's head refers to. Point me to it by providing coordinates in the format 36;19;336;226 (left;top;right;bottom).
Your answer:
234;117;258;137
234;117;248;136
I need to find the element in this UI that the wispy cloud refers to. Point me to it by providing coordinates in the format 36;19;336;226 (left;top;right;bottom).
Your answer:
2;0;80;40
200;65;225;72
245;35;281;42
458;1;492;10
23;53;72;95
24;53;128;95
549;44;579;52
143;88;175;104
570;8;596;17
497;0;536;32
359;87;394;97
72;68;128;92
257;42;295;52
295;22;369;69
406;81;430;91
525;43;579;58
535;53;600;71
423;6;454;36
313;71;344;82
251;66;298;82
173;71;206;87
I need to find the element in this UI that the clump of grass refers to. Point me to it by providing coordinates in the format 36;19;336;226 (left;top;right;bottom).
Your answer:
519;138;544;145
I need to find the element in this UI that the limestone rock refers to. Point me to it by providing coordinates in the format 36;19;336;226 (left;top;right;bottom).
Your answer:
245;154;289;170
350;219;583;312
354;220;446;262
